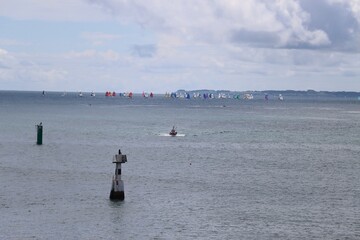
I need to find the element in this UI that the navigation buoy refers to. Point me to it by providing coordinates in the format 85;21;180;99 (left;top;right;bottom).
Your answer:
110;149;128;201
36;122;43;145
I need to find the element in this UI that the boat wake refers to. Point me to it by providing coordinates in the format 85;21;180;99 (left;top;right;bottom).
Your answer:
159;133;186;137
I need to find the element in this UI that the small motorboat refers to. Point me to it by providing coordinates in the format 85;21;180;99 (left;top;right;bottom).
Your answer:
169;126;177;136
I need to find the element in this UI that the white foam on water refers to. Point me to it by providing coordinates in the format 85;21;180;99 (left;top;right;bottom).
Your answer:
159;133;186;137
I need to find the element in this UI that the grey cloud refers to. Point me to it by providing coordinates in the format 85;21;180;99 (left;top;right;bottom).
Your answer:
229;29;327;50
229;0;360;51
131;44;157;58
299;0;360;51
230;29;279;48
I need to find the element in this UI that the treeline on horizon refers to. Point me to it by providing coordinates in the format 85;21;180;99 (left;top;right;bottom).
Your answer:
176;89;360;98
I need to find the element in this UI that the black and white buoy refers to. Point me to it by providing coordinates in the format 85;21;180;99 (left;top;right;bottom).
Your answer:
110;149;127;201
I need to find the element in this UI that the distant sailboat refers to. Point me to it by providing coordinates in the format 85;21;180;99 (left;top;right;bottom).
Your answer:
142;92;149;98
244;93;254;100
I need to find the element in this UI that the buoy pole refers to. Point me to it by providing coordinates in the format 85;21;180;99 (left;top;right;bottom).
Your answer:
110;149;127;201
36;122;43;145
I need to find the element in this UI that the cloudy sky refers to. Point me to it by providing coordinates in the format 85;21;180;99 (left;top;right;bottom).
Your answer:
0;0;359;92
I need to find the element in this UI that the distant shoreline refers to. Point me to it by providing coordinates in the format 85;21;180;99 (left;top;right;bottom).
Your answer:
1;89;360;98
175;89;360;98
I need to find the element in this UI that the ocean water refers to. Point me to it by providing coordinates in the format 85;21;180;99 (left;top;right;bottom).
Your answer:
0;91;359;239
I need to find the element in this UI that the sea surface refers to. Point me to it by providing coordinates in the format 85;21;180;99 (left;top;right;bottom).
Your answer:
0;91;359;239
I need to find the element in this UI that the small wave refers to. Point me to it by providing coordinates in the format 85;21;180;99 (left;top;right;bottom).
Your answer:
346;111;360;114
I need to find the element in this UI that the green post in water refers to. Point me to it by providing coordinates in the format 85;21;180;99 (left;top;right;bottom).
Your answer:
36;123;43;145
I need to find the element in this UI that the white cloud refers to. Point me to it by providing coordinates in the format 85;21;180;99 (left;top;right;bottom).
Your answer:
0;38;31;46
0;0;112;21
65;49;97;58
329;0;360;23
272;0;330;47
64;49;120;61
1;0;357;50
1;0;360;91
100;50;120;61
0;49;68;90
81;32;121;46
0;48;15;69
87;0;333;49
0;48;8;56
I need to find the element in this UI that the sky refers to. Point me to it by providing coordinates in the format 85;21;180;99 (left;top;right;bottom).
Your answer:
0;0;360;92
